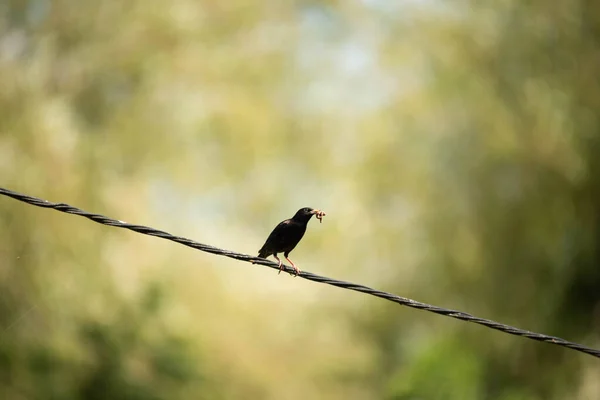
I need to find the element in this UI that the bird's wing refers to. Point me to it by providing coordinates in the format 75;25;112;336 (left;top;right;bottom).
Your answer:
258;219;292;256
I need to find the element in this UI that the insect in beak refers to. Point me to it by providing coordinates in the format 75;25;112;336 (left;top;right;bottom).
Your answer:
312;209;326;223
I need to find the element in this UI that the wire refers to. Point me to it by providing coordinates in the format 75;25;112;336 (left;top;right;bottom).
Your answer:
1;186;599;359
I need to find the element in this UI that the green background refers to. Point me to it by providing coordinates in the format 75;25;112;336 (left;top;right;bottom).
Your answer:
1;1;599;399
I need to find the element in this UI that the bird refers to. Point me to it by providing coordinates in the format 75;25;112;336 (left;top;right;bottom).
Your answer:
255;207;325;276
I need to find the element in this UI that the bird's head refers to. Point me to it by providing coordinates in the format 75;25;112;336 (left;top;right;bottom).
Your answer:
292;207;325;223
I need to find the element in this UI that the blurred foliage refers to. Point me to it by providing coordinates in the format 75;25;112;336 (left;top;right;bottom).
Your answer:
1;0;600;399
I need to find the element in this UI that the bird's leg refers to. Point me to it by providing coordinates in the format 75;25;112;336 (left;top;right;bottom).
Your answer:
274;255;284;274
285;257;300;277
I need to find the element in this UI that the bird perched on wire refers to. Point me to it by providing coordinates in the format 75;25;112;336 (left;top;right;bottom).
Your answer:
255;207;326;276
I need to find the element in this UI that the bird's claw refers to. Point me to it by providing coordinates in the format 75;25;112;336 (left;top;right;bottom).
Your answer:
276;263;300;277
281;265;300;277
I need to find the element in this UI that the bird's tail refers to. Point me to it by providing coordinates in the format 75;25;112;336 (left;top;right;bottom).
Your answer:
252;247;268;264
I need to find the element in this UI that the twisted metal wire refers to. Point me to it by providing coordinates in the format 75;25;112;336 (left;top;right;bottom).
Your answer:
1;186;599;359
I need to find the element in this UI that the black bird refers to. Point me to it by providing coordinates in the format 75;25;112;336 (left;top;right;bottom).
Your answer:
256;207;325;276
